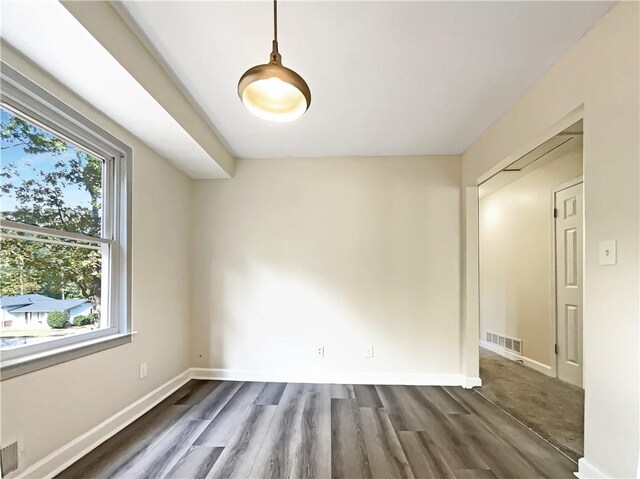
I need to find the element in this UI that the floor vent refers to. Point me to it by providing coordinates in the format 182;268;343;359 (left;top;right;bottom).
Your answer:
486;331;523;356
1;441;18;476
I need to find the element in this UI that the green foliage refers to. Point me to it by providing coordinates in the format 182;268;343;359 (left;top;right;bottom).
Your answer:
72;313;95;327
0;237;42;295
47;310;69;329
1;116;68;156
0;110;102;311
2;152;103;237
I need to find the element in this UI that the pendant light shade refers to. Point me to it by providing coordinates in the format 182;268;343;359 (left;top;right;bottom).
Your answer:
238;1;311;122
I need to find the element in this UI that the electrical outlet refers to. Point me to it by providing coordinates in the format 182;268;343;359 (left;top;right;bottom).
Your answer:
365;346;374;358
599;239;617;265
139;362;147;379
316;346;324;358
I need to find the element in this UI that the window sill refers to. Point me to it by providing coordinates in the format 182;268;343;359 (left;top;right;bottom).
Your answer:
0;332;134;381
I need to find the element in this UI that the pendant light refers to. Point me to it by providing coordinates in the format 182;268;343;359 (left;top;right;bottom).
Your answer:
238;0;311;122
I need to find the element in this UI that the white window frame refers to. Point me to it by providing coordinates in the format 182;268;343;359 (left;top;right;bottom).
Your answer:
0;63;132;380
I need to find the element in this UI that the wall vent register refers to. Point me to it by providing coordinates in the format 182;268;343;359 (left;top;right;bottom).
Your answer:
486;331;523;355
0;441;18;475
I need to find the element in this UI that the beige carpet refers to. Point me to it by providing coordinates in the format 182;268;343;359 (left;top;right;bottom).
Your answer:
477;346;584;462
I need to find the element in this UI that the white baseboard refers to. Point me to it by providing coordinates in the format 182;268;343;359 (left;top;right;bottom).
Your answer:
480;340;553;377
575;458;609;478
463;376;482;388
11;369;192;479
191;367;477;388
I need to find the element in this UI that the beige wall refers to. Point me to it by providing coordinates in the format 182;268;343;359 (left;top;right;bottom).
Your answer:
463;3;639;477
191;156;463;379
479;148;583;368
0;46;193;474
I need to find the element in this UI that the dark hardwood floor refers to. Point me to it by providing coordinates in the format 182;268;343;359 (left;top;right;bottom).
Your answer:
57;380;576;479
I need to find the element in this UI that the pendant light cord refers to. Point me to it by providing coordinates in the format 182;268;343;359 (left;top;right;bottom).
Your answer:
274;0;278;43
270;0;281;63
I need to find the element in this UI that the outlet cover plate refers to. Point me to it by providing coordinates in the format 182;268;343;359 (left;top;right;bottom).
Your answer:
139;362;147;379
599;240;617;265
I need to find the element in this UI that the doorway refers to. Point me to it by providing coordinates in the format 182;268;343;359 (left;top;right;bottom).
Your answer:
475;119;585;461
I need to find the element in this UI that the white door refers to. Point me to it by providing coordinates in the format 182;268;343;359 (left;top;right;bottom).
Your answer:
555;182;584;388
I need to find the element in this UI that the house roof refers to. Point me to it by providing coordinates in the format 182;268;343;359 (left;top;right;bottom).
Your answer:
0;294;52;308
0;295;91;313
9;299;90;313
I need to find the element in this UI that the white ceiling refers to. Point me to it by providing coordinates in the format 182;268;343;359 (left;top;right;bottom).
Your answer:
1;0;229;178
118;1;614;159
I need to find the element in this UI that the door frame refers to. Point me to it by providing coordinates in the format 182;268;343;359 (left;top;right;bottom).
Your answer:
464;106;584;383
551;176;584;380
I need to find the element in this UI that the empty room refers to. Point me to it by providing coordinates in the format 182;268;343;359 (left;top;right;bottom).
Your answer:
0;2;637;479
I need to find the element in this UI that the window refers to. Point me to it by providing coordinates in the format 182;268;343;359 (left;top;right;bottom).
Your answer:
0;63;131;379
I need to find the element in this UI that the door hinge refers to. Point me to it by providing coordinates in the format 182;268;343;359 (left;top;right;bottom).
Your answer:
555;344;559;355
553;208;558;218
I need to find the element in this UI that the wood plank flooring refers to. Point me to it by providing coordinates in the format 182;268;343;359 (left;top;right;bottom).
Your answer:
57;381;577;479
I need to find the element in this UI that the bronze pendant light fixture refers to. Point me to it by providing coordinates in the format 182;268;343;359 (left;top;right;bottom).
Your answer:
238;0;311;122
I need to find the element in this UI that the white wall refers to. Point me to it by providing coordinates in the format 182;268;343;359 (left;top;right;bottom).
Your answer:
191;156;463;381
463;3;639;477
0;45;193;475
480;147;583;368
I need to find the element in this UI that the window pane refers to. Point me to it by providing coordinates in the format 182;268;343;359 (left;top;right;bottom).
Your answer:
1;108;104;237
0;235;106;350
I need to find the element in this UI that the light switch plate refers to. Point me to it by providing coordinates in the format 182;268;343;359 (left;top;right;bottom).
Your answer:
599;240;616;265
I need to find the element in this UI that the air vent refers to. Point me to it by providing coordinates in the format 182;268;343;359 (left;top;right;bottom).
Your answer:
512;339;522;354
1;441;18;476
486;331;523;356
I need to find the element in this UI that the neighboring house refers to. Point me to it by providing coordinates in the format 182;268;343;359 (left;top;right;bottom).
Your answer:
0;295;92;330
